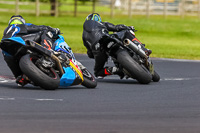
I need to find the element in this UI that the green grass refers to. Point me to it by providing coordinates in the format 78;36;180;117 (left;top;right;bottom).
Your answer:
0;11;200;60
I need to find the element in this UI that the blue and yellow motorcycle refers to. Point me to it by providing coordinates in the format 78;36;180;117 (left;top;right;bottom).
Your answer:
0;35;97;90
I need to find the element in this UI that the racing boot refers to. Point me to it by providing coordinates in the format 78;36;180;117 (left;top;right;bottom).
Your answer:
16;74;30;87
95;67;124;79
105;67;124;79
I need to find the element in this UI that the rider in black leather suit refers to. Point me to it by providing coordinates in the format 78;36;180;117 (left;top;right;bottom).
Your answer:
82;13;131;78
1;15;60;86
82;13;152;78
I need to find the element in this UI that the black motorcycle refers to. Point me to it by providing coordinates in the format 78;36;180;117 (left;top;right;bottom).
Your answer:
100;28;160;84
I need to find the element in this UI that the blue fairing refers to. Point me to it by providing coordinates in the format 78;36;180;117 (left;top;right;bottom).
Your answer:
54;35;79;87
54;35;75;59
4;37;26;45
60;67;76;86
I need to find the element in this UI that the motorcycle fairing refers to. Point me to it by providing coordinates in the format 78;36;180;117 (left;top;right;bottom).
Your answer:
54;35;84;86
68;60;83;81
0;37;26;56
60;61;84;86
54;35;75;59
60;67;76;86
3;37;26;45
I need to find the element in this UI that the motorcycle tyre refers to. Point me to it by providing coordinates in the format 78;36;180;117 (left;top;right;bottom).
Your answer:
116;49;152;84
81;68;97;89
152;70;160;82
19;54;60;90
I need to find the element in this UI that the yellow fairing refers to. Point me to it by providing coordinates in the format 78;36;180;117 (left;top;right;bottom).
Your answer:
69;61;84;81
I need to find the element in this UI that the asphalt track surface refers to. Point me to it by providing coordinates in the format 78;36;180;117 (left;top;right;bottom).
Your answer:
0;53;200;133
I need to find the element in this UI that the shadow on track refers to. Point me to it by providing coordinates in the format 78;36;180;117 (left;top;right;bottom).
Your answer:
96;78;139;84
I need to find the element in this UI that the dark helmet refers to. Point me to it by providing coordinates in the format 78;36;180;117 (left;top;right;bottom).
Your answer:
8;15;26;25
86;13;102;22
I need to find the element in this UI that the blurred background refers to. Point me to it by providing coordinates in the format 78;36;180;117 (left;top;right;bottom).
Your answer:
0;0;200;60
1;0;200;18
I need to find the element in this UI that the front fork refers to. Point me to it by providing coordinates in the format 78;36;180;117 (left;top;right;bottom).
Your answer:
145;57;154;75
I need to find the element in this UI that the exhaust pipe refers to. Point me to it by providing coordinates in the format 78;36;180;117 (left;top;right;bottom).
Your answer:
124;39;147;59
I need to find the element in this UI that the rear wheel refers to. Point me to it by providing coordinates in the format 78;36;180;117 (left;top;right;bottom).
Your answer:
116;49;152;84
19;54;60;90
81;68;97;89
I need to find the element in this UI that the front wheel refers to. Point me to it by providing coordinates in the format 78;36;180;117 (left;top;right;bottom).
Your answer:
116;49;152;84
152;71;160;82
19;54;60;90
81;68;97;89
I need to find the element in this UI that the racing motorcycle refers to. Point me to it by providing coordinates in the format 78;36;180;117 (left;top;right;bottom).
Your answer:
0;35;97;90
100;28;160;84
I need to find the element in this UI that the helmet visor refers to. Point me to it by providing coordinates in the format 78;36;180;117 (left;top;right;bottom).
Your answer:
92;14;101;22
9;19;23;25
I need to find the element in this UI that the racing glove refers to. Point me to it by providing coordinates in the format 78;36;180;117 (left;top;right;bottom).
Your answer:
47;26;60;38
52;28;60;35
116;24;130;31
128;26;135;31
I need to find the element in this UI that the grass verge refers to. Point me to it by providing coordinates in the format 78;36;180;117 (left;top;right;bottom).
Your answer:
0;12;199;60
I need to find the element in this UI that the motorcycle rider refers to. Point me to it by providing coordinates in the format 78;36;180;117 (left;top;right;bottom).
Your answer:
82;13;151;79
1;15;60;86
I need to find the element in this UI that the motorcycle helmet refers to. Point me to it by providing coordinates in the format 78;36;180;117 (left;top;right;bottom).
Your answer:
86;13;102;22
8;15;26;25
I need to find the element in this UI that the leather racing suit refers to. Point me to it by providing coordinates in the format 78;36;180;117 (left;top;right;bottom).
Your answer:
1;23;59;78
82;20;130;77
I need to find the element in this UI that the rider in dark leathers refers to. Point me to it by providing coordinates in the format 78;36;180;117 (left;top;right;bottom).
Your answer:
1;15;60;86
82;13;151;78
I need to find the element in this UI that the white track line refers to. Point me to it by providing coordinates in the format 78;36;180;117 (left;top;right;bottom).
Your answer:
152;58;200;62
162;78;191;81
0;76;15;83
0;96;63;101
